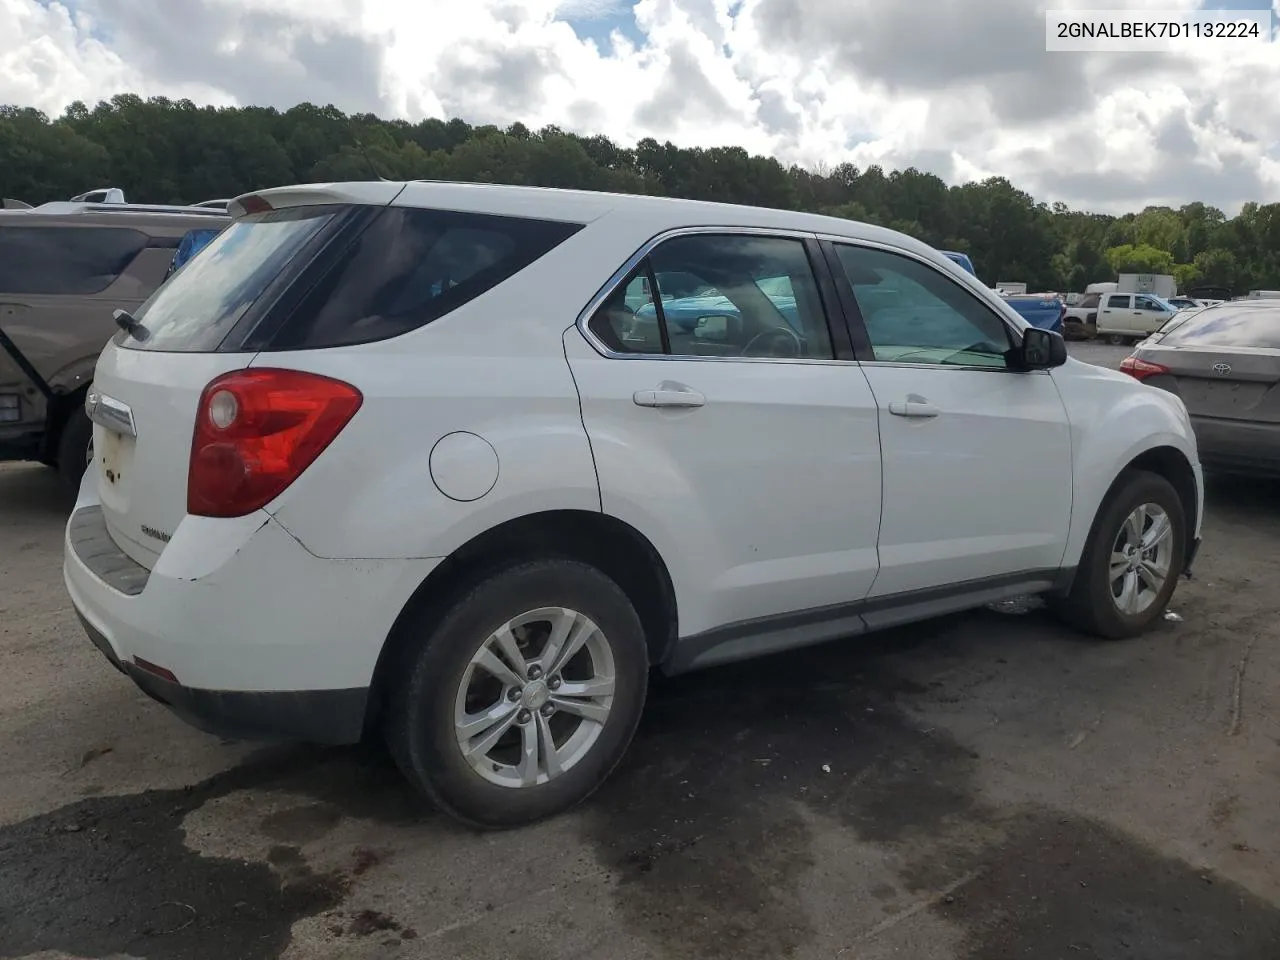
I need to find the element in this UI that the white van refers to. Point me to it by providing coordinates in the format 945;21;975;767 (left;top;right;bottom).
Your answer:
1096;292;1177;345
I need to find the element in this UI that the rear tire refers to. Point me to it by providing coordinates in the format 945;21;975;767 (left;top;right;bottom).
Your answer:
56;406;93;493
386;559;649;829
1055;470;1186;639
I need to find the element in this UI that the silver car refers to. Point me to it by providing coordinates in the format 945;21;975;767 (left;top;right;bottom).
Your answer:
1120;299;1280;475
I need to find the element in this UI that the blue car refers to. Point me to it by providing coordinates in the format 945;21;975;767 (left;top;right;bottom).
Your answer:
633;275;803;334
165;227;224;280
941;250;1064;335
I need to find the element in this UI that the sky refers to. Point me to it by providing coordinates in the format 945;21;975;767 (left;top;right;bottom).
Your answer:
1;0;1278;215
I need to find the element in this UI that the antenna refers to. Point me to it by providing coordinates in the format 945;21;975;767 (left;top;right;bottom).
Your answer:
353;138;390;182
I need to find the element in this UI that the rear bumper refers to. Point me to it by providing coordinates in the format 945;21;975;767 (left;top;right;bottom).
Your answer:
1191;416;1280;476
63;487;440;745
75;609;367;743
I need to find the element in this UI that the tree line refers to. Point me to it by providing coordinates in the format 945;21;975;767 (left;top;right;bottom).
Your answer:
2;94;1277;294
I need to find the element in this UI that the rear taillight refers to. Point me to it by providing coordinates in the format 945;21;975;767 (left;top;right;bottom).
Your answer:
1118;356;1171;382
188;369;362;518
236;194;273;215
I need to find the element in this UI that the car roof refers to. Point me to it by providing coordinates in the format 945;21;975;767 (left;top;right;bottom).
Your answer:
0;201;230;232
19;200;229;218
240;179;948;262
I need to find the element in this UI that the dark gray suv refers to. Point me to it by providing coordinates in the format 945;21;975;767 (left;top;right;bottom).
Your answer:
0;201;227;487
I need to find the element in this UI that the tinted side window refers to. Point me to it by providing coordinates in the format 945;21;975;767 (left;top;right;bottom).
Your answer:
1134;295;1163;311
650;235;834;359
1106;295;1130;308
0;226;147;295
269;207;584;350
588;234;835;360
833;244;1012;367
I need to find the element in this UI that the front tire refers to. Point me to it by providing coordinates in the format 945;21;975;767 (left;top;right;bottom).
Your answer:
386;559;649;829
1056;470;1186;639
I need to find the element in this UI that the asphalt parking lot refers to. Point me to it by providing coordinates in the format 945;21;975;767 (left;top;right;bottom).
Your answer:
2;341;1278;959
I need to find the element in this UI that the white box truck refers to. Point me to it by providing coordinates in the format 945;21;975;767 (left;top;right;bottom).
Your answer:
1117;274;1176;300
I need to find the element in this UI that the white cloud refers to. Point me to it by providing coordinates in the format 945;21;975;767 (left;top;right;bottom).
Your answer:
1;0;1277;214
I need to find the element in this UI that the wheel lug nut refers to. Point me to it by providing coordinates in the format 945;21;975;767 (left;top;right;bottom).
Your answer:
540;703;555;718
527;665;543;680
517;709;532;724
507;687;521;701
548;676;561;690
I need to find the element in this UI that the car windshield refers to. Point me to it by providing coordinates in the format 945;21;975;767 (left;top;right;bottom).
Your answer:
124;206;336;351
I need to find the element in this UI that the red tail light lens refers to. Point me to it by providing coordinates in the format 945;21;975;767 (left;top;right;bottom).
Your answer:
1118;356;1171;382
236;194;273;215
188;369;362;518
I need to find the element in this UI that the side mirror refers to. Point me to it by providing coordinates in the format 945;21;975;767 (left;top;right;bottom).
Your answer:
1018;327;1067;370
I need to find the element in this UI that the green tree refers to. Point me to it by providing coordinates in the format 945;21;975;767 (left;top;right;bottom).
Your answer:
1105;243;1175;275
0;93;1273;298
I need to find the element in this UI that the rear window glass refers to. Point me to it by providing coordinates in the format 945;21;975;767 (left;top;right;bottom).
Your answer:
0;226;147;295
165;227;225;279
266;207;584;350
124;207;336;352
1159;304;1280;349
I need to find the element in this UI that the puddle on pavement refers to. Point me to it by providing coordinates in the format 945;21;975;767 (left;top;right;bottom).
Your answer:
0;744;424;960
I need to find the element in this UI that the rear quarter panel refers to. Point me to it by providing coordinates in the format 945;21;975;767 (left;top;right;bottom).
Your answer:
1051;359;1203;567
261;214;667;560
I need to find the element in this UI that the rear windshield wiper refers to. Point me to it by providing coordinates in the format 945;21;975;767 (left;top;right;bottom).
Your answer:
113;308;150;343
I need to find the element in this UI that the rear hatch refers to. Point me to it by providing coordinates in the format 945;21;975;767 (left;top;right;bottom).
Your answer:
90;347;257;566
1151;347;1280;424
1140;302;1280;427
88;185;401;568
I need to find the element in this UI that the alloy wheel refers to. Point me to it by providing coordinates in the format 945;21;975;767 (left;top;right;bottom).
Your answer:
453;607;616;789
1109;502;1174;616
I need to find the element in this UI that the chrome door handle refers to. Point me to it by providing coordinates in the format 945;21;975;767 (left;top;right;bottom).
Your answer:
633;385;706;408
888;400;940;418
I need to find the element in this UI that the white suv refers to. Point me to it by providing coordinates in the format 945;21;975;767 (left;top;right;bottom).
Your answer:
64;181;1203;828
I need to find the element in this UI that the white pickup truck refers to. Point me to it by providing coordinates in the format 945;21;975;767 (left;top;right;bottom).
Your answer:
1096;292;1178;345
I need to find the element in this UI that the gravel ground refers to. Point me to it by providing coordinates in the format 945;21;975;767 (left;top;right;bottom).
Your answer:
2;341;1277;959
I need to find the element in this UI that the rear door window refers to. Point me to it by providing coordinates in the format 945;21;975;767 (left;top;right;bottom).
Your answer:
0;226;147;295
587;234;836;360
1106;295;1130;309
266;207;584;350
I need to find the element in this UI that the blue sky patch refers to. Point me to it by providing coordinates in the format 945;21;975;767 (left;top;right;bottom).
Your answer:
561;0;646;51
